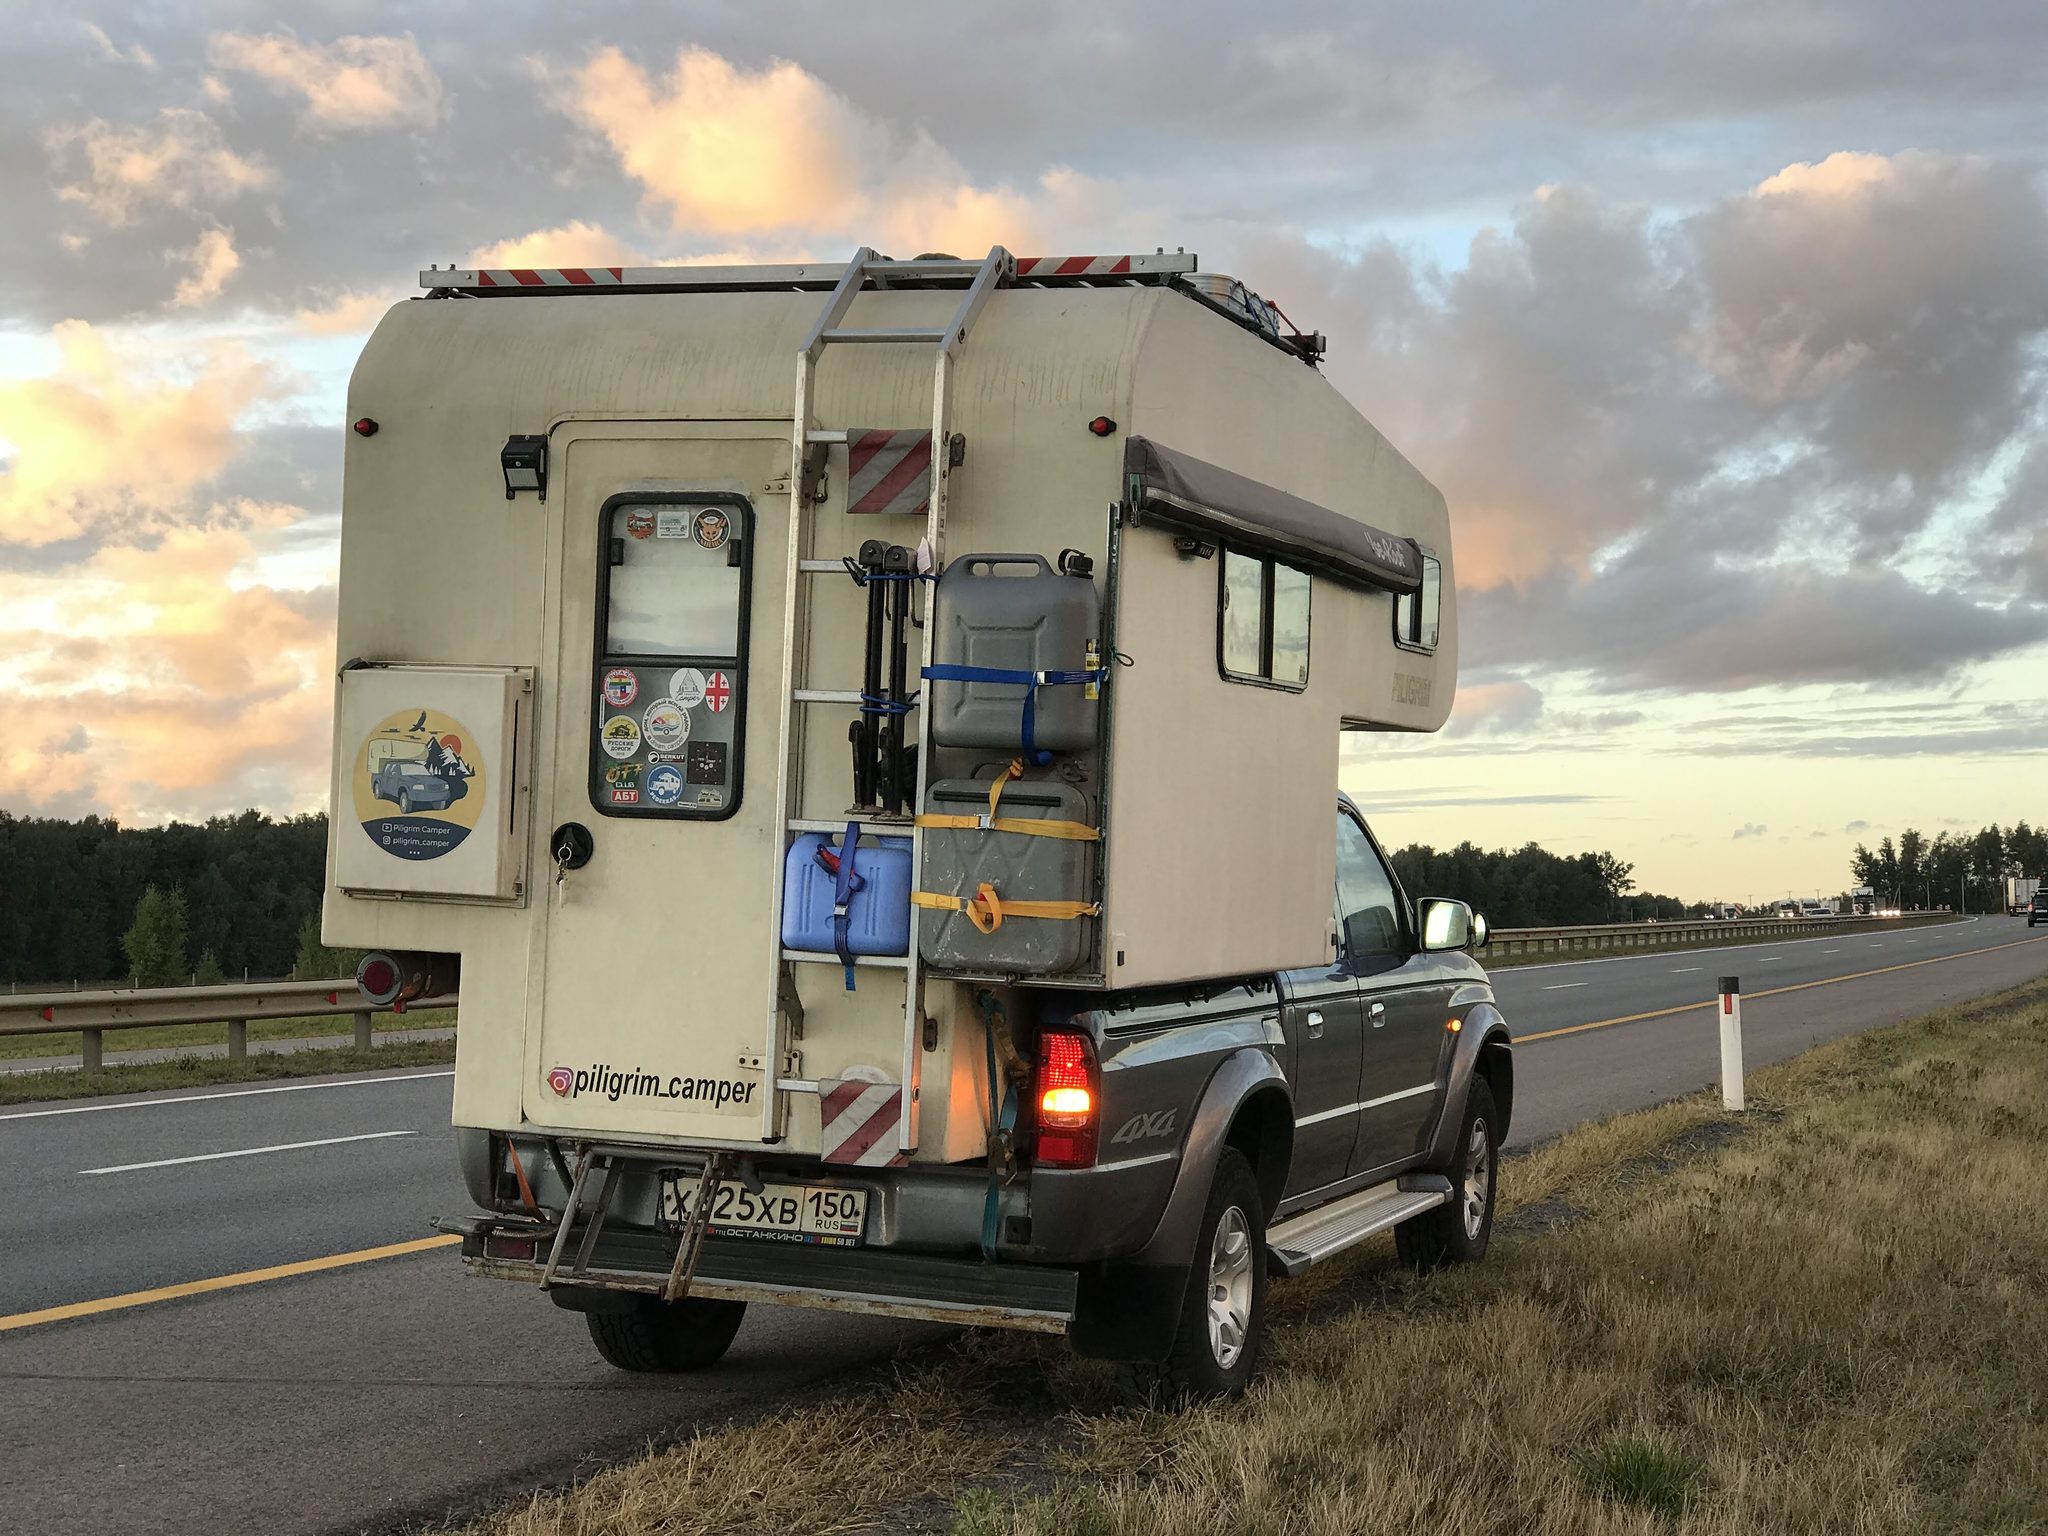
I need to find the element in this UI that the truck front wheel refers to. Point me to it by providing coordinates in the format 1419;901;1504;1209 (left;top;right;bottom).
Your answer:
1395;1077;1498;1272
585;1295;746;1372
1117;1147;1267;1407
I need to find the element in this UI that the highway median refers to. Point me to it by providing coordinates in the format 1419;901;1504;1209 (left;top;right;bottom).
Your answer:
444;977;2048;1536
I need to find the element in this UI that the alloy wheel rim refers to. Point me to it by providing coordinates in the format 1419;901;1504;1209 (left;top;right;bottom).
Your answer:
1206;1205;1254;1371
1462;1119;1492;1240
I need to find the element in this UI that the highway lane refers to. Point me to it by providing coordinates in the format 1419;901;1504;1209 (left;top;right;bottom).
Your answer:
4;917;2046;1535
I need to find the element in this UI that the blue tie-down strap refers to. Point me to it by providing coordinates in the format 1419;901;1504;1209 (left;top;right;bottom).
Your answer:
920;664;1106;765
820;822;867;991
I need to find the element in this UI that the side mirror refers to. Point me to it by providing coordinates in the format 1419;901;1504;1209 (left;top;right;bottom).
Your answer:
1420;897;1482;952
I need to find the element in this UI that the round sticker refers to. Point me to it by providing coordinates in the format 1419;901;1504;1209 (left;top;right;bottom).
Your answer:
705;670;733;714
643;699;690;753
600;715;641;759
351;707;486;861
646;762;685;806
692;507;731;550
668;667;707;709
624;509;656;540
602;667;639;707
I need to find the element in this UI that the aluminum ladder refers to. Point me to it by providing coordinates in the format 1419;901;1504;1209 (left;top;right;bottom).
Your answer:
758;246;1014;1152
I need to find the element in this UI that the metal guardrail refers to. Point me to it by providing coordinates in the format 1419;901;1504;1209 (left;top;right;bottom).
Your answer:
0;979;458;1071
1487;911;1943;959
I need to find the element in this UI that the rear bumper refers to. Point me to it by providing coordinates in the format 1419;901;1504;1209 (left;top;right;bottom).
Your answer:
437;1214;1077;1334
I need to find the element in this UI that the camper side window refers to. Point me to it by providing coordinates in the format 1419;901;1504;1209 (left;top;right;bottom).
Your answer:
1393;553;1442;652
1217;547;1311;691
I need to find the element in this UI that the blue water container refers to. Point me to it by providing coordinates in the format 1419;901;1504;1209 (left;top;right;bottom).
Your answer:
780;833;914;956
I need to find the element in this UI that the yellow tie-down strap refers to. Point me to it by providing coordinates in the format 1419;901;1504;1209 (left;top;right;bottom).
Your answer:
912;883;1101;935
914;758;1100;843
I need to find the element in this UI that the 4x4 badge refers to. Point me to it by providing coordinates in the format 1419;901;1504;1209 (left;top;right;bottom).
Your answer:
1110;1109;1179;1145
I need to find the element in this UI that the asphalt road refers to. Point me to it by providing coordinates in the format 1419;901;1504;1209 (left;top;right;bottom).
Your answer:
3;914;2044;1535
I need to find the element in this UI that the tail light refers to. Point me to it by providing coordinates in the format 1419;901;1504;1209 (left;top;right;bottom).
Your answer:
1032;1028;1099;1168
357;950;459;1006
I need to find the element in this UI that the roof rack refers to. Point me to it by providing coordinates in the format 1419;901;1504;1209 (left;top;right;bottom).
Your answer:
417;252;1200;296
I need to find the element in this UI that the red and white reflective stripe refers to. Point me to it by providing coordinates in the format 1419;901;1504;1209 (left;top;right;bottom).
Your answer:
818;1078;906;1167
1014;255;1134;279
474;268;626;288
846;428;932;517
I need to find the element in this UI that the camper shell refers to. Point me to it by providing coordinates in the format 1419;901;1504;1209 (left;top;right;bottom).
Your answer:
325;248;1504;1398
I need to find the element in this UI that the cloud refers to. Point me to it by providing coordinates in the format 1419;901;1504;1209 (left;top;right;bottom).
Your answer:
1845;820;1871;833
0;524;335;822
1445;679;1545;736
82;23;157;71
47;108;273;226
170;226;239;305
292;290;402;336
0;322;273;548
1733;823;1767;839
469;220;651;270
555;46;1125;258
208;30;442;131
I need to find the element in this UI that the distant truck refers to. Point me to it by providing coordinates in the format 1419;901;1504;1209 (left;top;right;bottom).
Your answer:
2010;877;2042;916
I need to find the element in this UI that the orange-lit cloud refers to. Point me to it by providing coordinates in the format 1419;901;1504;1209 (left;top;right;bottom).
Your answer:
170;226;240;305
293;290;403;336
0;524;334;822
0;321;273;547
469;220;652;269
47;108;272;225
208;30;442;131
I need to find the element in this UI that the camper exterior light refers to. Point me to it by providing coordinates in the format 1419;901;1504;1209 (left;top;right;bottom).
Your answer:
500;434;548;500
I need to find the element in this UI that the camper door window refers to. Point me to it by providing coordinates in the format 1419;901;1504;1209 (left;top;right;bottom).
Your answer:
606;504;742;656
1393;552;1442;652
1218;546;1311;691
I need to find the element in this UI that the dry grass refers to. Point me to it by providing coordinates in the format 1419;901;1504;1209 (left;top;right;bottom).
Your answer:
447;980;2048;1536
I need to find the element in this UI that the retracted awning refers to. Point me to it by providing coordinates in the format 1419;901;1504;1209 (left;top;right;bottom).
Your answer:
1123;437;1423;594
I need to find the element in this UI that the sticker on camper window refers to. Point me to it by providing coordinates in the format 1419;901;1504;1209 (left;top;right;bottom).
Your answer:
604;762;641;790
692;507;731;550
643;699;690;753
602;667;639;707
705;670;733;713
624;509;657;540
600;715;641;758
656;508;692;539
646;762;685;806
351;708;485;862
668;667;707;710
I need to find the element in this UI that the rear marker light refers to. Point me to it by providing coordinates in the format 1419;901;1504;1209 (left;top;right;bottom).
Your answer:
352;417;379;436
1033;1029;1099;1169
1087;415;1117;437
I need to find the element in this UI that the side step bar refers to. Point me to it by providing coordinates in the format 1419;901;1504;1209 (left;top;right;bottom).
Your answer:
1264;1174;1453;1278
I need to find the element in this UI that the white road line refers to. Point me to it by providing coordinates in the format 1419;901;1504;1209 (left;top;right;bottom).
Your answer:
1823;948;1841;953
80;1130;416;1175
1671;966;1703;973
1871;943;1885;947
1756;955;1782;961
1543;982;1589;990
0;1070;454;1123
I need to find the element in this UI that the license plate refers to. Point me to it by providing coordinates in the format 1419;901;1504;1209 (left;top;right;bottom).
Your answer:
658;1173;868;1246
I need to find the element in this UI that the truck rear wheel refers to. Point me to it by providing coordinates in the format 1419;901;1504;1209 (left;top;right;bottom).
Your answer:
1117;1147;1267;1407
585;1295;746;1373
1395;1077;1497;1272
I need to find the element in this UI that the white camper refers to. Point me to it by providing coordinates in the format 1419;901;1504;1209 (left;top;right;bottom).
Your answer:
325;248;1489;1396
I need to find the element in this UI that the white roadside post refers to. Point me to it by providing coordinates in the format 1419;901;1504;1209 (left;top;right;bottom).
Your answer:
1718;974;1745;1112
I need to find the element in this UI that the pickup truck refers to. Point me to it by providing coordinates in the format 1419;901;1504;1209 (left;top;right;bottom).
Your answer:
444;797;1512;1404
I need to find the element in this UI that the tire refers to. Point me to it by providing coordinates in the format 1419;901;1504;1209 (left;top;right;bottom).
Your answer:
397;788;414;814
1117;1147;1267;1408
1395;1077;1498;1273
585;1295;746;1373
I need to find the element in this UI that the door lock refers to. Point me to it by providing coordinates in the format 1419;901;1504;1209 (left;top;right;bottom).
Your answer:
551;822;594;871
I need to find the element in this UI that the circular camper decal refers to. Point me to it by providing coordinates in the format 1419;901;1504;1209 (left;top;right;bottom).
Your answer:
692;507;731;550
600;715;642;759
353;708;485;861
643;698;690;753
668;667;707;710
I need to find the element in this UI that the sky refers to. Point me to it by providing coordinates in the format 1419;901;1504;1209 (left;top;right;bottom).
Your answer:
1;1;2045;906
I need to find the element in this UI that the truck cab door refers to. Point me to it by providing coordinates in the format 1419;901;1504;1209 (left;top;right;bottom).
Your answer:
1276;951;1365;1201
1336;806;1452;1175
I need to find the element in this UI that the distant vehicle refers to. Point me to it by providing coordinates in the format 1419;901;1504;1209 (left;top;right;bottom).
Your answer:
2008;876;2042;916
372;759;457;814
1774;903;1798;919
2030;890;2047;928
1707;903;1740;920
1800;899;1833;919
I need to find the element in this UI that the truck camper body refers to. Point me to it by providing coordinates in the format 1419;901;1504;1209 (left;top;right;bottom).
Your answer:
323;249;1494;1386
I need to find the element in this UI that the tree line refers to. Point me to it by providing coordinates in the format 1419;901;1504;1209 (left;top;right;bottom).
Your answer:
0;810;336;987
1386;842;1686;927
1851;822;2047;913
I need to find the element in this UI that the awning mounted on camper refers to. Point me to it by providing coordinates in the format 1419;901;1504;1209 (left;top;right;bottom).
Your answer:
1123;438;1423;594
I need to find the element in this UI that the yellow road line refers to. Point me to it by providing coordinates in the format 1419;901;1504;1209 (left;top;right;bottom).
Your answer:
1519;933;2048;1044
0;1234;460;1334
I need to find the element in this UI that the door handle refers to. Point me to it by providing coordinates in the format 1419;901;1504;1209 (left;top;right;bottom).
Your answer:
1369;1001;1387;1028
1306;1009;1325;1039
